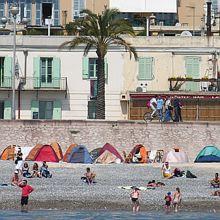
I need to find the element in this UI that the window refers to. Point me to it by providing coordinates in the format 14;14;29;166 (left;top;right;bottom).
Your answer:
0;57;4;87
90;80;97;99
40;58;53;84
39;101;53;119
138;57;154;80
73;0;85;19
89;58;98;78
0;1;4;20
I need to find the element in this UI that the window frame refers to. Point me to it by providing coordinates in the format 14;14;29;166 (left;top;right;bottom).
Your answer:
39;100;53;119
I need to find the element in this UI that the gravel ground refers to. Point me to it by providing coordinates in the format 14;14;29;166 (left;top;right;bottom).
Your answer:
0;161;220;212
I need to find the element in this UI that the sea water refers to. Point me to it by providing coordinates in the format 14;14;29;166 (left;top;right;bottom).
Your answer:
0;210;219;220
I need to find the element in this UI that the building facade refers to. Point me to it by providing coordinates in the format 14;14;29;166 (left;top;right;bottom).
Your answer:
0;35;219;121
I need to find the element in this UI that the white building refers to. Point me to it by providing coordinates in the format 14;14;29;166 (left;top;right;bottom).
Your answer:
0;35;219;121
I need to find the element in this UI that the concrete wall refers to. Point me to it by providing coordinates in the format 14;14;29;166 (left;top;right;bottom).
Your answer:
0;120;219;162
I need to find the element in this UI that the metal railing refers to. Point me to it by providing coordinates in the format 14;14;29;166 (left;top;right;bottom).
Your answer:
0;77;67;91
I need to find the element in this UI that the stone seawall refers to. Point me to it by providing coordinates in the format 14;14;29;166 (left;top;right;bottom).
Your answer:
0;120;219;162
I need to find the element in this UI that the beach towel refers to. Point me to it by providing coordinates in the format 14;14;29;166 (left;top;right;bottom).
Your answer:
118;186;155;191
186;170;197;178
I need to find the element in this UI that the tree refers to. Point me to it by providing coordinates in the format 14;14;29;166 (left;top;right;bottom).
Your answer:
60;9;138;119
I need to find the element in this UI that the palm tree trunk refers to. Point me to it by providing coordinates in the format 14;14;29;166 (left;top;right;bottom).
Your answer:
96;56;105;119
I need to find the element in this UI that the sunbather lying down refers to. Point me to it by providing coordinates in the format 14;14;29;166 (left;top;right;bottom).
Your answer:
212;190;220;196
147;180;165;187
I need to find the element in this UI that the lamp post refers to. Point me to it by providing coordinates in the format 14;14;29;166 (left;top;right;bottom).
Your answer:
10;4;19;120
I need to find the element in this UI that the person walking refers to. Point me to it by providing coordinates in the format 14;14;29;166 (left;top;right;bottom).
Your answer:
18;180;34;212
173;187;182;212
130;187;140;212
173;96;181;122
156;96;164;122
164;96;173;122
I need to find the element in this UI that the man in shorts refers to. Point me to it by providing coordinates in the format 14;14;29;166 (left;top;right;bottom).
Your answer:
19;180;34;212
130;187;140;212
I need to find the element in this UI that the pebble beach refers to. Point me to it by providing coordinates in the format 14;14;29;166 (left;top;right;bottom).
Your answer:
0;161;220;213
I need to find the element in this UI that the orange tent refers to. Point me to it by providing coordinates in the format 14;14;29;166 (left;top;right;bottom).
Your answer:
51;142;63;160
130;144;148;163
25;144;43;161
0;145;16;160
63;144;77;162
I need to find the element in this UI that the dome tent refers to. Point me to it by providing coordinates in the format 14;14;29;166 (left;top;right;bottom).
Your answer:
194;146;220;163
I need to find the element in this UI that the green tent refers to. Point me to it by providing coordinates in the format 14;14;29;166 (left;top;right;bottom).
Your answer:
194;146;220;163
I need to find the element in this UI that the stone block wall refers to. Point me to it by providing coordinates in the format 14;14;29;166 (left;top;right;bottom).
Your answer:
0;120;219;162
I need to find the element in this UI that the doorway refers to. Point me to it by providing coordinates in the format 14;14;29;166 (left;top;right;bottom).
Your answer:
0;101;4;119
42;3;53;25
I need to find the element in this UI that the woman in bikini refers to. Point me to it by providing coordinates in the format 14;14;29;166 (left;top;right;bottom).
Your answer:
130;187;140;212
173;187;182;212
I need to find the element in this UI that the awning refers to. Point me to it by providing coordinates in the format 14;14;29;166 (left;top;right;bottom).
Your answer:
129;91;220;100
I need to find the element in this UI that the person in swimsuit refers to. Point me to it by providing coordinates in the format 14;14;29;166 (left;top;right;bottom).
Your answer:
81;167;96;185
173;187;182;212
130;187;140;212
31;163;41;178
164;192;172;212
11;170;21;186
22;162;31;178
210;173;220;188
162;162;173;179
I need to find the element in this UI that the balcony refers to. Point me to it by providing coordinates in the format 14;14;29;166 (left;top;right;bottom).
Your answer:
168;78;220;92
0;77;67;91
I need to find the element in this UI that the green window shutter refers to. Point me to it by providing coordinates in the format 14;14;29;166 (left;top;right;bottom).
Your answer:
52;57;61;88
138;57;153;80
185;57;200;91
82;56;89;79
104;58;108;81
31;100;39;119
53;100;62;120
4;100;11;119
33;57;40;88
3;56;12;88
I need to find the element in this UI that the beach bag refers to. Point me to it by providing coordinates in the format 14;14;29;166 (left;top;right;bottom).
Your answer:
186;170;197;178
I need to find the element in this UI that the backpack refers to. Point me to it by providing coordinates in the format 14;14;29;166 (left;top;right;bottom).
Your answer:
146;100;151;108
186;170;197;178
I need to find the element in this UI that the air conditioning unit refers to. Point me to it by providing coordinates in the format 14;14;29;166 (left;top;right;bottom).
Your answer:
120;93;129;101
136;82;148;92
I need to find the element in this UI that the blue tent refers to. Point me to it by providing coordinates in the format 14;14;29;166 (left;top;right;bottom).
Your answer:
194;146;220;163
67;145;92;163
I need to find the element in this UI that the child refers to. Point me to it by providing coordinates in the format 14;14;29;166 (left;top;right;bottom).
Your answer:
164;192;172;211
40;161;52;178
18;180;34;212
11;170;21;186
22;162;32;178
31;163;41;178
130;187;140;212
81;167;96;185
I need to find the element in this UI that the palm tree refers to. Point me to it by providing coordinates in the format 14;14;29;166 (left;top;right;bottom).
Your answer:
61;8;138;119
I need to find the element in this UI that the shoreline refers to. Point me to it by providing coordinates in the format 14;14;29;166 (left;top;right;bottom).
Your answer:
0;200;220;213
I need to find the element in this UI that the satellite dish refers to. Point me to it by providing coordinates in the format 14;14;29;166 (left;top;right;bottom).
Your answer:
180;31;192;37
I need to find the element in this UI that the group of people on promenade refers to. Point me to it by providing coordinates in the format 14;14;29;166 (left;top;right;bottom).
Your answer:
149;95;182;122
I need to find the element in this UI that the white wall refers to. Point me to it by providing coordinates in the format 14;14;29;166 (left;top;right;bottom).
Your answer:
110;0;177;13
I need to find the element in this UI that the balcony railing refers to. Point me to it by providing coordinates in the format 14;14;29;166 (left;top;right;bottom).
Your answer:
168;78;220;92
0;77;67;91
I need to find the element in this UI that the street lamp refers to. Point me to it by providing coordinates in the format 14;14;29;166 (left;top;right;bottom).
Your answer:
10;4;19;120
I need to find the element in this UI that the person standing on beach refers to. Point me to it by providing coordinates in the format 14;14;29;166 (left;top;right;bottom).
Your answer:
173;187;182;212
18;180;34;212
130;187;140;212
15;148;23;174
